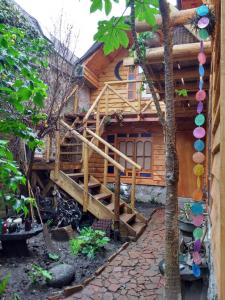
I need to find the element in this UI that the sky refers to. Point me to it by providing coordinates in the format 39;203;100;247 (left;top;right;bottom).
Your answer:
15;0;177;58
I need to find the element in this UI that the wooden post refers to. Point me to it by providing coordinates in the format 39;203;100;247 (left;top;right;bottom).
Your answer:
96;103;100;137
103;145;109;186
105;86;109;115
46;135;50;163
83;128;89;212
138;87;141;120
114;166;120;240
131;166;136;209
74;90;78;113
54;130;60;181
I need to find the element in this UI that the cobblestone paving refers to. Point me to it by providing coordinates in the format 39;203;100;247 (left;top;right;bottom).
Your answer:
67;209;165;300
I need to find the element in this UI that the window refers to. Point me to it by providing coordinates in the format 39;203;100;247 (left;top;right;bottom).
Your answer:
128;67;137;100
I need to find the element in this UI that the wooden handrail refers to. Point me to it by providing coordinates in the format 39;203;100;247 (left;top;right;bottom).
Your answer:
107;85;138;112
86;128;142;170
60;120;125;172
83;84;108;123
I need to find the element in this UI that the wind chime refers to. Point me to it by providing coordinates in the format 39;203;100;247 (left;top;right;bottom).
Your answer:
189;3;215;278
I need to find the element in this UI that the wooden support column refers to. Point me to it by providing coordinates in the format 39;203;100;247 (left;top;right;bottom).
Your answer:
114;166;120;240
54;130;60;181
130;166;136;210
74;90;78;113
96;104;100;136
46;135;50;163
105;86;109;115
103;145;109;186
83;128;89;212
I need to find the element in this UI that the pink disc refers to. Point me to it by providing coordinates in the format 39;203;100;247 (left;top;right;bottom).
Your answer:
193;127;206;139
193;251;202;265
196;90;206;101
198;52;206;64
192;215;204;226
193;152;205;163
198;17;210;29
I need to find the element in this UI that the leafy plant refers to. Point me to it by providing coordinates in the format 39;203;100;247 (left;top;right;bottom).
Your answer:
0;273;10;296
70;227;110;258
175;89;188;97
28;264;52;284
48;253;60;261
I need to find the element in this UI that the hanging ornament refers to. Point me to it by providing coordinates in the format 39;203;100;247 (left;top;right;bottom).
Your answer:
192;189;203;201
194;139;205;152
193;127;206;139
192;263;201;278
191;203;204;215
196;5;209;17
192;215;204;227
194;240;202;252
196;90;206;101
193;152;205;164
193;227;204;240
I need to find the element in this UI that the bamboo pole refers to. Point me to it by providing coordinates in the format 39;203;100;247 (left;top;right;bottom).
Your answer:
54;130;60;181
130;166;136;210
83;84;108;123
60;120;125;172
103;145;109;186
107;85;138;112
86;128;142;170
83;128;89;212
114;166;120;240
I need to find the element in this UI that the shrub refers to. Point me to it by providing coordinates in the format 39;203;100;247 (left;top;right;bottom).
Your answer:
70;227;110;258
28;264;52;284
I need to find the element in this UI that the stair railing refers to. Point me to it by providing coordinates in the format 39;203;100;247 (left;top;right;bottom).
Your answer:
86;128;141;209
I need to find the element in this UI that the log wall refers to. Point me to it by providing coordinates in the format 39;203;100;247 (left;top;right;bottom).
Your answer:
209;0;225;298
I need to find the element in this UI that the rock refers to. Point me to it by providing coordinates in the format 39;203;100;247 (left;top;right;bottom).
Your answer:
48;264;75;288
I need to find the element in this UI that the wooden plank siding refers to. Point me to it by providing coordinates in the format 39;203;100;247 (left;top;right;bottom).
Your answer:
89;50;164;115
88;120;195;197
209;0;225;298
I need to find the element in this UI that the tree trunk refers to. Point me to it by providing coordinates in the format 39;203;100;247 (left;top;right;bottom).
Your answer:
159;1;181;299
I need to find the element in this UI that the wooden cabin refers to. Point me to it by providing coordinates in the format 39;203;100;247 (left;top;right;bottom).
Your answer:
32;3;211;240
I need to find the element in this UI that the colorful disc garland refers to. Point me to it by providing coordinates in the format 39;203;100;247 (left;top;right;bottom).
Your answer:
190;2;212;278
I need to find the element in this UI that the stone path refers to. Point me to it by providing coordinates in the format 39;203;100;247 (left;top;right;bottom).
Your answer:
66;209;165;300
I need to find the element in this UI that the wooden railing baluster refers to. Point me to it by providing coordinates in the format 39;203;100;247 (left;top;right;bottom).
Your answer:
114;165;120;240
83;127;89;212
54;130;60;181
103;145;109;186
131;166;136;209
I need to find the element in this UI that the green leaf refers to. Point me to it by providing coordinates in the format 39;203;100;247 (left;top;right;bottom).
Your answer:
144;8;156;26
18;87;32;101
90;0;103;13
104;0;112;15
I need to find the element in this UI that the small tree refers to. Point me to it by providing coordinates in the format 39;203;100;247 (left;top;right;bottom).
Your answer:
86;0;181;298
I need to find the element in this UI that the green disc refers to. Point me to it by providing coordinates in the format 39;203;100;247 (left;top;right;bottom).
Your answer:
199;29;209;40
193;227;203;240
195;114;205;126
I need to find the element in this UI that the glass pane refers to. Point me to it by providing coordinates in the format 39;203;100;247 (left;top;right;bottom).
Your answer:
108;166;114;174
128;90;134;99
119;157;126;168
145;141;151;155
144;157;151;169
136;141;144;156
119;142;126;153
127;142;133;156
107;135;115;143
137;157;144;168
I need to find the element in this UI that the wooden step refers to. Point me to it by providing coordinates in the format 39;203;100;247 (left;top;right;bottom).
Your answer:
131;221;146;235
80;182;101;189
106;202;124;211
61;143;81;146
60;152;82;155
120;212;136;224
67;173;84;178
94;193;112;201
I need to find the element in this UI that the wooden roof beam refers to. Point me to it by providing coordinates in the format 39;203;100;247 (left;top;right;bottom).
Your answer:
146;41;211;64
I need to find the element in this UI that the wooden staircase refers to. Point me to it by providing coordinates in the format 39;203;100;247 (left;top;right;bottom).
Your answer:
49;85;148;239
50;170;147;239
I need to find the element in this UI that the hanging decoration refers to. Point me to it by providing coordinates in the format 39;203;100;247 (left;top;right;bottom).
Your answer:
189;2;215;278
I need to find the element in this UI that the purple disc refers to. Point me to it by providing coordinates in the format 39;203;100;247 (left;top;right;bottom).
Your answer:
197;101;203;113
194;240;202;252
198;17;210;29
193;127;206;139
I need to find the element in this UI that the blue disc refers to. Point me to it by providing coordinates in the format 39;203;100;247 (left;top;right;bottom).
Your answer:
194;139;205;152
199;79;204;90
196;5;209;17
191;203;204;216
199;65;205;77
192;263;201;278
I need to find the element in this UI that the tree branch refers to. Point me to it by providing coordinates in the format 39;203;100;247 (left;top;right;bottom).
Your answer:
129;0;166;127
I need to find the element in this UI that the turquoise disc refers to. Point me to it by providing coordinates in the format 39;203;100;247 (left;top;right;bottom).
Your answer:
195;114;205;126
196;5;209;17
